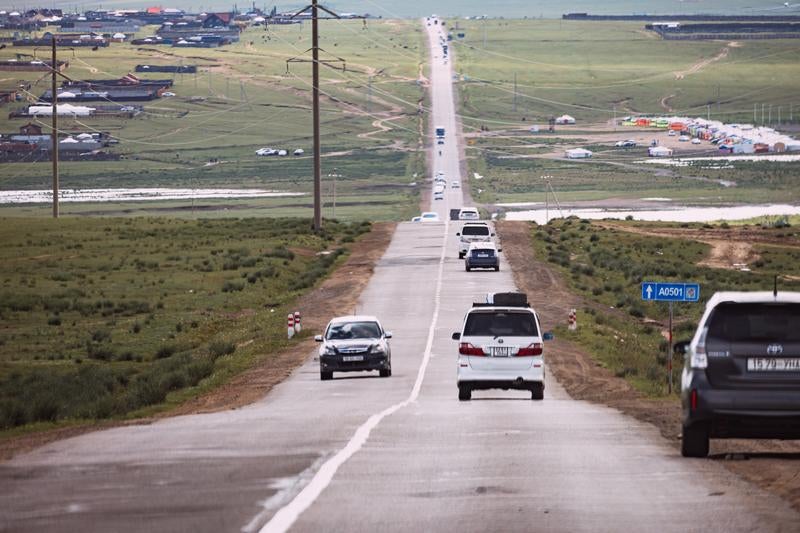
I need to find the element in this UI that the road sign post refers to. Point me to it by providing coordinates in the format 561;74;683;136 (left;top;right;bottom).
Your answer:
641;281;701;394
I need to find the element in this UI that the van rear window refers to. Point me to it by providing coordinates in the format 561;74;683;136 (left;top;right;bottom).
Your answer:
464;311;537;337
462;226;489;236
707;303;800;342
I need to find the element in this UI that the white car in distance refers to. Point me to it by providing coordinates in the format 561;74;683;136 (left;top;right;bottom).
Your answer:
457;221;493;258
451;180;460;188
420;212;441;222
458;207;480;220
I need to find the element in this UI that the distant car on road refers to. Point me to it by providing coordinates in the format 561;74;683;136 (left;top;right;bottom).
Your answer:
677;291;800;457
451;180;460;188
437;138;444;145
668;130;677;137
465;242;500;271
411;216;422;222
162;91;176;97
457;221;493;258
420;211;441;222
433;185;445;200
452;292;552;400
691;138;701;145
458;207;480;221
293;148;305;155
615;140;636;148
679;135;690;142
315;315;392;380
256;147;276;156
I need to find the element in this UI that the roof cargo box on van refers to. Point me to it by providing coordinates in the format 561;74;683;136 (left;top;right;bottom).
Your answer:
485;292;529;307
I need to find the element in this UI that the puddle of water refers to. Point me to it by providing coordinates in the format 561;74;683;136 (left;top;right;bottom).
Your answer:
0;188;306;204
637;154;800;167
504;204;800;224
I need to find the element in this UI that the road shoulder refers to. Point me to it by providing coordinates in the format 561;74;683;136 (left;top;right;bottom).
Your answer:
497;219;800;513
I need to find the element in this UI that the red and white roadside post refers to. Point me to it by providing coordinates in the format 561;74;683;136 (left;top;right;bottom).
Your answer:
287;314;295;339
568;308;577;331
294;311;302;333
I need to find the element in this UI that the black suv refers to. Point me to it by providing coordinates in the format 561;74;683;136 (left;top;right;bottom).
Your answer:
677;291;800;457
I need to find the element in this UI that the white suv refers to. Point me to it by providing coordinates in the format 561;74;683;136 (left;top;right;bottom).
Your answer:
458;207;480;220
457;222;494;258
451;293;552;401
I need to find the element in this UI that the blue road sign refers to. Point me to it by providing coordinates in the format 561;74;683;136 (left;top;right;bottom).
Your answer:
642;281;700;302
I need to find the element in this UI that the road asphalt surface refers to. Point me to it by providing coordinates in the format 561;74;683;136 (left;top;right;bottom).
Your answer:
1;20;798;533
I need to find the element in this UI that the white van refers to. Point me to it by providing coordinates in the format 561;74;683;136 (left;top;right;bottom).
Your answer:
433;184;445;200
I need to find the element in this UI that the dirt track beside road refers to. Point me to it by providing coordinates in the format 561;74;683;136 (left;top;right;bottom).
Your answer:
497;220;800;513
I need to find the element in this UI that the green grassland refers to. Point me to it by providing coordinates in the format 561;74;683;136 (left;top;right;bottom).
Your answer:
0;19;427;220
0;216;370;433
452;19;800;206
455;19;800;124
532;218;800;396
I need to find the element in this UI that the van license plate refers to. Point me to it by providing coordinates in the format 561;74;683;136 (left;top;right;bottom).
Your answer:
490;347;511;357
747;358;800;372
343;355;364;362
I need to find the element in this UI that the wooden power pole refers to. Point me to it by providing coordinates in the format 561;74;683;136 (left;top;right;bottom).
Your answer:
287;1;345;232
50;37;59;218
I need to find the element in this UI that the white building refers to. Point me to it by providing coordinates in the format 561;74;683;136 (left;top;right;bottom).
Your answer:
565;148;592;159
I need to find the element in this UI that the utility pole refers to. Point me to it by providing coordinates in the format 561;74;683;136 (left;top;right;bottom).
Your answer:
707;104;710;121
769;104;772;124
51;37;59;218
310;1;322;231
778;106;781;124
762;103;765;125
287;0;344;232
483;17;487;49
754;103;757;124
716;84;720;116
613;104;616;131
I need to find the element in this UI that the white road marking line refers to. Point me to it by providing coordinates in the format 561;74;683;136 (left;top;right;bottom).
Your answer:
252;220;449;533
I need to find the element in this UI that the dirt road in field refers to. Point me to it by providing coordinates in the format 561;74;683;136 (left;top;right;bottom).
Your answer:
497;220;800;514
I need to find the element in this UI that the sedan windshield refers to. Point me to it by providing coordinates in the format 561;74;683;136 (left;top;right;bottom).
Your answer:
464;311;537;337
326;321;382;340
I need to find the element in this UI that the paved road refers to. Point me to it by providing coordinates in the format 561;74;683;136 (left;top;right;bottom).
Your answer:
2;19;799;533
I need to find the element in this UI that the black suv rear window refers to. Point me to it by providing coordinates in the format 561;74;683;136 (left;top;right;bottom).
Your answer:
462;226;489;236
464;311;537;337
707;303;800;342
471;249;494;257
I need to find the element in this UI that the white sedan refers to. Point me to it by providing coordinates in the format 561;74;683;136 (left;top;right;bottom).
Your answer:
420;212;441;222
451;180;460;188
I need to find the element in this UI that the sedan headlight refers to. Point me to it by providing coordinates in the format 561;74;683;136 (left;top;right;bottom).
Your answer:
370;344;387;355
322;345;337;356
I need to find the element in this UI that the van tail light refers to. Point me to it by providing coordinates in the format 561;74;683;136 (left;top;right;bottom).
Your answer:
690;389;698;411
516;343;543;356
459;343;485;356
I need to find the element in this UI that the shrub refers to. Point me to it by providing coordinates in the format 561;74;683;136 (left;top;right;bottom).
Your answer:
209;340;236;359
47;315;62;326
155;344;177;359
222;280;245;293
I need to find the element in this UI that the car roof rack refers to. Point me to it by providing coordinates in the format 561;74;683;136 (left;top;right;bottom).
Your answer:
474;292;530;307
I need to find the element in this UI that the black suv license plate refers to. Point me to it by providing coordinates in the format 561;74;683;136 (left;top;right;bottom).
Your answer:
747;357;800;372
